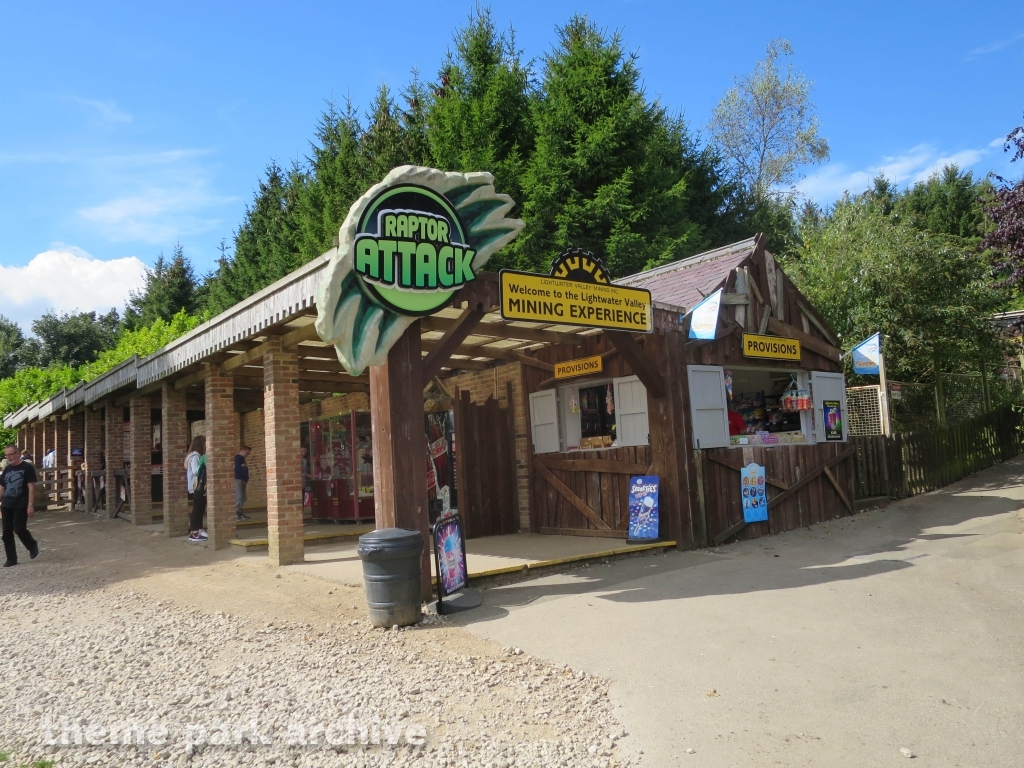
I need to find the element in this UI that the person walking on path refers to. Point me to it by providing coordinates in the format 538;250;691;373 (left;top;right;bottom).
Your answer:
188;448;208;543
234;445;251;522
1;444;39;567
186;436;207;542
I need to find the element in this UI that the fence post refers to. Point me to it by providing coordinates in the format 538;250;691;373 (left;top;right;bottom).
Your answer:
934;370;947;427
980;360;991;413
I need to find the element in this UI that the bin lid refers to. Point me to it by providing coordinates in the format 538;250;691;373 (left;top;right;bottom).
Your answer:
358;527;424;553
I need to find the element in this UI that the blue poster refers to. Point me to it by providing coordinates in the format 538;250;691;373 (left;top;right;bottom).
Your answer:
688;289;722;340
851;333;881;375
740;463;768;523
628;475;660;541
433;514;467;597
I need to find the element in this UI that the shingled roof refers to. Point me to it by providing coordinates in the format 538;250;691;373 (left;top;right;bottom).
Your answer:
618;237;759;312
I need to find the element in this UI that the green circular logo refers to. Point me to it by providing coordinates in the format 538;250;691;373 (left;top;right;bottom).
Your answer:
352;184;475;316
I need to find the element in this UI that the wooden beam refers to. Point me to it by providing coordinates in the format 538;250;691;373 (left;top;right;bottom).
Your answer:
720;293;749;305
758;306;772;334
606;331;665;398
282;322;321;348
705;453;790;491
712;518;748;546
795;298;839;345
421;309;485;384
532;458;611;530
537;456;650;474
421;316;583;346
514;352;555;371
539;527;627;539
822;464;854;513
173;369;207;390
768;447;855;509
438;358;491;371
221;344;267;373
766;317;842;364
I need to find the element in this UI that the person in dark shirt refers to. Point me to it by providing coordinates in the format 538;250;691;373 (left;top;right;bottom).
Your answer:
234;445;251;522
1;444;39;567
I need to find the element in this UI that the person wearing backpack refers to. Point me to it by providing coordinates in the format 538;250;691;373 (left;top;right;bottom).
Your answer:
186;436;208;542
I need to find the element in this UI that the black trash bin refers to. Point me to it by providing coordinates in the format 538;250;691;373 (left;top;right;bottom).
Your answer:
357;528;424;627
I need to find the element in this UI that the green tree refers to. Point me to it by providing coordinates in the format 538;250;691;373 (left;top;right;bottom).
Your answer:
124;242;201;328
428;7;534;214
0;316;29;379
27;309;120;368
709;39;829;201
509;16;708;276
791;192;1008;382
898;165;990;241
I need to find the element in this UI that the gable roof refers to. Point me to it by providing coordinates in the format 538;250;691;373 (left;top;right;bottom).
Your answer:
617;237;758;312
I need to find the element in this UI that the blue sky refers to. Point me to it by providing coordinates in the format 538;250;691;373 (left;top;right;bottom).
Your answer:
0;0;1020;331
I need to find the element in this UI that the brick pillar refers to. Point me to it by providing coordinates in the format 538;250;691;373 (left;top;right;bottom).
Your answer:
162;383;191;537
55;418;67;467
17;428;25;452
128;396;152;525
84;408;103;513
41;420;51;469
205;366;237;549
31;423;41;462
263;338;303;566
105;403;124;516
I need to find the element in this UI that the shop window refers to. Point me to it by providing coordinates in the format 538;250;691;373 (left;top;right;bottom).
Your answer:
529;376;649;454
689;366;843;448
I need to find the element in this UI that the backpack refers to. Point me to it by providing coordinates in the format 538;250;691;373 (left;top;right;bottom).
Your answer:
194;459;208;497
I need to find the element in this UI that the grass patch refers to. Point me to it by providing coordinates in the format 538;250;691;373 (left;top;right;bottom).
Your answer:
0;753;53;768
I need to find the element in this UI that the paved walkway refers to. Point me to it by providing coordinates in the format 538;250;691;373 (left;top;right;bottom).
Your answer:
455;456;1024;767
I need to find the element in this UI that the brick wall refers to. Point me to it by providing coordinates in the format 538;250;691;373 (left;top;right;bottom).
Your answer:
263;338;304;566
128;397;152;525
84;408;103;513
205;369;238;549
317;392;370;417
446;362;531;530
161;384;190;537
239;410;268;510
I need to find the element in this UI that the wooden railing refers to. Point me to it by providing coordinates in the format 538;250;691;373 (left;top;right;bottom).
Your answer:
852;405;1024;502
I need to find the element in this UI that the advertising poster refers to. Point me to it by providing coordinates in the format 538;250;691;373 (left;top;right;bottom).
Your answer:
627;475;660;541
688;289;723;340
740;463;769;523
823;400;843;441
851;333;881;375
433;514;468;597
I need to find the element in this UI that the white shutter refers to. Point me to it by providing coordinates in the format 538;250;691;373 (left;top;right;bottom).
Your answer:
529;390;561;454
811;371;848;442
559;385;582;450
613;376;649;447
687;365;730;449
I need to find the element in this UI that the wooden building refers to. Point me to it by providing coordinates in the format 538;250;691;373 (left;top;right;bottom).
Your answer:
5;234;852;565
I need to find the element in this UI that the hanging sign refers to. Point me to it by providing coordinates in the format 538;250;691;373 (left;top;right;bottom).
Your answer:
499;249;652;333
432;513;468;598
627;475;660;542
554;355;604;380
742;333;801;361
689;289;723;340
851;333;881;375
822;400;844;441
740;463;768;523
316;166;524;374
890;383;903;401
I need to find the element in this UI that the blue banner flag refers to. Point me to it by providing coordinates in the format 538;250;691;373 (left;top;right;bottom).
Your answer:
851;333;881;375
688;289;723;340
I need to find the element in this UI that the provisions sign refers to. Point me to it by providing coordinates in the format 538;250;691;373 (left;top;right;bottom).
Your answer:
554;355;603;380
742;333;801;361
499;270;653;332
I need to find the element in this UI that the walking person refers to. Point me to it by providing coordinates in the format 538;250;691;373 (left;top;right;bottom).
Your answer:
188;440;208;543
234;445;251;522
1;444;39;567
186;436;207;542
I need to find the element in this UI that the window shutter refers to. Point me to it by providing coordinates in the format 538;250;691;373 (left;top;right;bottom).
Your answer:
810;371;848;442
687;365;730;449
529;390;561;454
559;385;582;451
613;375;649;447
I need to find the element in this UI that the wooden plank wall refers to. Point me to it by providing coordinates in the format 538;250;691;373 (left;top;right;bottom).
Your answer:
532;446;653;536
700;442;855;543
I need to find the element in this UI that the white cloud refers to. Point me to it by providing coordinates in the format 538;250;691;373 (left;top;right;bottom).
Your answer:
964;32;1024;61
0;249;146;330
72;97;133;123
796;142;991;203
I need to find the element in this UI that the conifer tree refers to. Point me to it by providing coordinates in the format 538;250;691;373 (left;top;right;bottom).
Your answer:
124;242;200;328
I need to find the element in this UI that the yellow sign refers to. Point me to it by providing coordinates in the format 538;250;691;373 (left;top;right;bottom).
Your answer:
499;270;653;333
742;333;801;361
554;355;604;380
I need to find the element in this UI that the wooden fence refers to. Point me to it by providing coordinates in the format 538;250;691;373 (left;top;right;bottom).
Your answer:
852;405;1024;502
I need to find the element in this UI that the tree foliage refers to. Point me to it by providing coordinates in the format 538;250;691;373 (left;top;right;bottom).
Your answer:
984;118;1024;288
24;309;121;369
124;242;202;328
790;186;1008;382
708;39;829;201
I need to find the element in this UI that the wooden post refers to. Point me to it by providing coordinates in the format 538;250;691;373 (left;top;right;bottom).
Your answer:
934;367;946;427
369;321;432;601
878;350;892;437
980;360;991;413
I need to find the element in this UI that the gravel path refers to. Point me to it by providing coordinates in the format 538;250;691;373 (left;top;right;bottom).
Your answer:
0;530;633;768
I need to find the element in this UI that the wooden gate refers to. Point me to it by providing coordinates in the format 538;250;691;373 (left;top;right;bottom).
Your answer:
698;443;856;545
453;388;519;539
531;446;652;538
